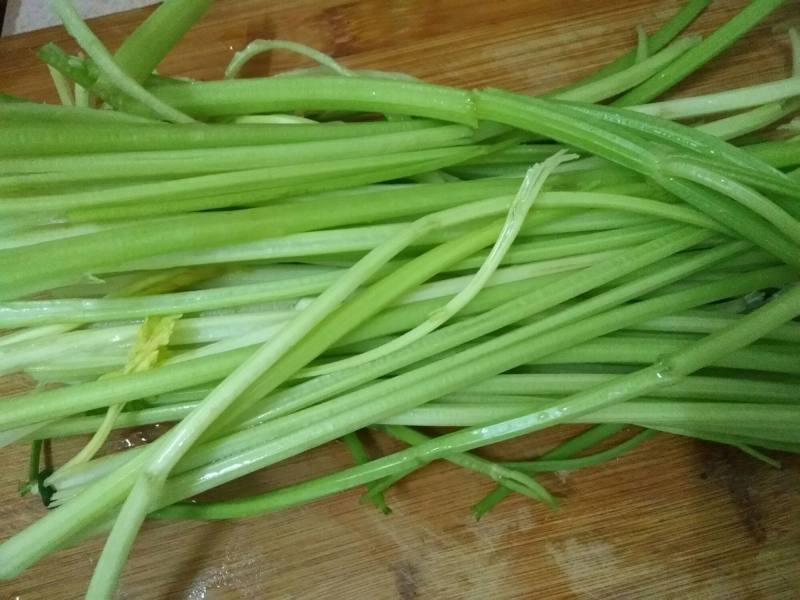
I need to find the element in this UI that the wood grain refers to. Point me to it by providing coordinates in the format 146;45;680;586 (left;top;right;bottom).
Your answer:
1;1;799;598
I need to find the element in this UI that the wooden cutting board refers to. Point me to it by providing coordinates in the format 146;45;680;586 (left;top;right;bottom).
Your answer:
1;1;799;598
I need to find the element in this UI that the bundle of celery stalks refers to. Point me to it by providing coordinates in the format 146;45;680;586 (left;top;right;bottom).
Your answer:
1;0;799;596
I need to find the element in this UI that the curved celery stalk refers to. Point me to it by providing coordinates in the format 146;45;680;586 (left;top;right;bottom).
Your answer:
139;76;479;126
555;36;701;103
226;40;352;79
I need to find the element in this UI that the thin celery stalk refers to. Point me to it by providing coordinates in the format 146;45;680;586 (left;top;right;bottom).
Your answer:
696;101;800;140
616;0;785;105
0;119;441;157
0;124;471;178
552;0;709;91
555;36;701;103
631;77;800;120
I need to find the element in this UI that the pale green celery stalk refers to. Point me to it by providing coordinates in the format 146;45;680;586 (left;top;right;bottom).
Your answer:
0;119;440;157
382;401;800;434
533;192;719;230
0;99;155;125
0;164;502;302
664;160;800;244
138;76;478;125
226;40;352;79
554;36;701;103
472;422;627;518
534;333;800;375
51;0;195;123
552;0;709;91
305;152;573;376
395;253;623;305
329;274;569;350
0;146;482;216
459;144;566;165
466;372;800;403
454;222;679;270
477;91;659;174
1;124;471;180
558;99;783;176
0;324;77;347
110;0;212;84
120;192;720;271
631;77;800;120
0;313;292;376
634;310;800;343
84;191;522;598
697;100;800;140
169;258;610;367
372;425;555;507
150;279;800;523
664;155;800;200
58;146;489;223
656;177;800;270
616;0;785;105
123;225;404;271
0;222;127;251
475;92;800;269
0;348;253;430
47;65;75;106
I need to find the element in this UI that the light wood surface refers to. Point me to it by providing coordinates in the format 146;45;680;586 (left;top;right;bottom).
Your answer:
1;1;799;598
